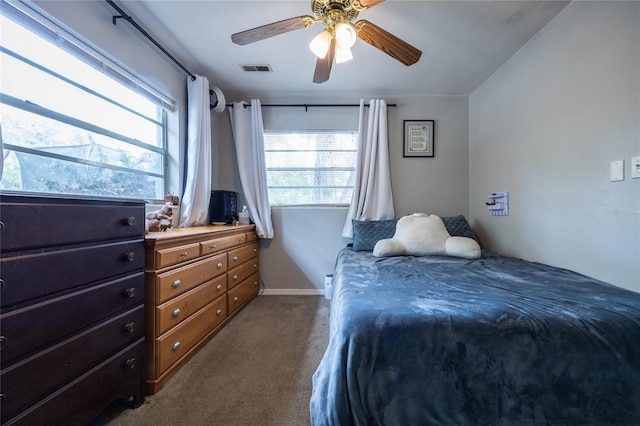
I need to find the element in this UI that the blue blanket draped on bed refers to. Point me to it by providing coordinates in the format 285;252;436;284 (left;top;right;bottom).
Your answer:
310;248;640;425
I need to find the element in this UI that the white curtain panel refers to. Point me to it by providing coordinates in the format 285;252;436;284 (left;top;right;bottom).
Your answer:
342;99;395;238
179;75;212;227
229;99;274;239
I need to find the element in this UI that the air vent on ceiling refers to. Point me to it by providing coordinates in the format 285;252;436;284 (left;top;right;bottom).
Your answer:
241;64;272;72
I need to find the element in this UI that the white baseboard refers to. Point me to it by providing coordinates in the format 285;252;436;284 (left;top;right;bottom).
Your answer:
261;288;324;296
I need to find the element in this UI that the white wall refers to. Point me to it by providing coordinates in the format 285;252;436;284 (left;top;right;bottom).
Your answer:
469;1;640;292
217;95;470;291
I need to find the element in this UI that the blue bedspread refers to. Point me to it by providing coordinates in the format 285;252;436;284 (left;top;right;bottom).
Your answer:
310;248;640;425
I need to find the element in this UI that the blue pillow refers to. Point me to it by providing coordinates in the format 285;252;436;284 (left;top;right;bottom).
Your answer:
441;215;481;246
352;219;398;251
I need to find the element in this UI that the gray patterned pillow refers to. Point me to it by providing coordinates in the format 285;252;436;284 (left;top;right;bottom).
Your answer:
352;219;398;251
441;215;481;246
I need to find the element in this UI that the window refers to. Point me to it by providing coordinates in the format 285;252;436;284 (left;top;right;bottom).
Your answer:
264;131;357;206
0;1;172;200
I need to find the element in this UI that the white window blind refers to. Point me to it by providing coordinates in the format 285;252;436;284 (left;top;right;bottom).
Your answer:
264;131;357;206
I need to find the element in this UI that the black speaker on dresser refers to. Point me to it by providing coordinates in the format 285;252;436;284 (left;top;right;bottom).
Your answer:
209;190;238;224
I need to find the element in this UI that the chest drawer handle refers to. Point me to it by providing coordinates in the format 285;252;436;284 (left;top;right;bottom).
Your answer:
124;288;136;298
123;323;135;333
217;262;223;269
233;296;239;303
254;280;258;287
233;256;239;262
216;309;223;316
211;244;217;249
126;216;136;227
253;263;257;269
0;279;5;291
0;221;4;232
172;279;182;288
240;237;245;242
126;252;136;262
180;251;188;257
0;336;7;349
124;358;137;370
253;248;257;253
233;275;238;281
172;308;182;318
172;341;182;351
216;284;223;291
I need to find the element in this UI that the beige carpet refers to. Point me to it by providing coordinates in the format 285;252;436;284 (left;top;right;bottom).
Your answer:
94;295;330;426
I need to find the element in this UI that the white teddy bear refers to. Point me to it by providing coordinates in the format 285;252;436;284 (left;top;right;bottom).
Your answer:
373;213;481;259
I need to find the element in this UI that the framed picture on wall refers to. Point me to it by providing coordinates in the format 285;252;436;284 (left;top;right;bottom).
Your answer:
403;120;434;157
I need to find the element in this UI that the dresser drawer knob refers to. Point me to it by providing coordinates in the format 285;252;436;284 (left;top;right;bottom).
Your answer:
240;237;245;242
0;393;5;402
126;216;136;227
216;309;223;316
125;252;136;262
233;275;238;281
216;284;223;291
123;323;135;333
254;280;258;286
0;336;7;349
172;341;182;351
172;279;182;288
217;262;223;269
233;256;239;262
253;263;257;269
124;358;137;370
0;221;4;232
233;296;239;303
124;288;136;298
253;248;257;253
172;308;182;318
0;279;4;291
180;251;188;257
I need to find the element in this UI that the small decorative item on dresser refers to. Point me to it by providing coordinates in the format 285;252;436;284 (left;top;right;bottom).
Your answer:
146;205;173;232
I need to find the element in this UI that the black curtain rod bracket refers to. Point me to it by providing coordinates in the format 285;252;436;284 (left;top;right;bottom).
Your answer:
106;0;196;81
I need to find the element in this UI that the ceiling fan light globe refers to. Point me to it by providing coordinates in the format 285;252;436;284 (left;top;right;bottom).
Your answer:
335;22;356;49
309;29;331;59
335;46;353;64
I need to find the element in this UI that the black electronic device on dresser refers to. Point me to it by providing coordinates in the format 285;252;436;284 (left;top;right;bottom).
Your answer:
209;190;238;224
0;193;146;426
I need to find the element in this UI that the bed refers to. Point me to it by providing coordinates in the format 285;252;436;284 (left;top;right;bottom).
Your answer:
310;218;640;425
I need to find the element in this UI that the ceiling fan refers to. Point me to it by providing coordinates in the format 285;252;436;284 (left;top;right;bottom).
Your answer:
231;0;422;84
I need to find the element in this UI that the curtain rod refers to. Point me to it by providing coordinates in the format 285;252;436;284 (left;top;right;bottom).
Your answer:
227;103;397;112
106;0;196;81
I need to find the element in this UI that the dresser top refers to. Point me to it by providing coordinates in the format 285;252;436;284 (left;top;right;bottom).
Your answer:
145;225;255;242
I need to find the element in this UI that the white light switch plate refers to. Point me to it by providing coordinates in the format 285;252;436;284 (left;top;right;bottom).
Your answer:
632;156;640;179
610;160;624;182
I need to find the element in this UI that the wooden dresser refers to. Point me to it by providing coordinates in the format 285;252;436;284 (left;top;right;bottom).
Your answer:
0;193;146;425
144;225;259;394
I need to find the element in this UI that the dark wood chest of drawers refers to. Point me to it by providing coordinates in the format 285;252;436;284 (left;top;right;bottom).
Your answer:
0;193;146;425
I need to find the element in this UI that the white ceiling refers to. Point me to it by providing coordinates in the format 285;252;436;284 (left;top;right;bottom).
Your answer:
119;0;570;99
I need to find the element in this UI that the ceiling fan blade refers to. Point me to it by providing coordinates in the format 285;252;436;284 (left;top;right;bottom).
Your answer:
356;0;385;9
313;38;335;84
355;20;422;66
231;16;315;45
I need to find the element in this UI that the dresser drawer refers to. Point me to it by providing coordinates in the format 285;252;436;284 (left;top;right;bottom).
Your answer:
227;259;259;289
227;242;259;268
3;339;145;426
227;273;260;315
154;242;200;269
1;240;144;309
1;273;144;366
156;297;226;375
200;233;247;256
245;231;258;242
0;196;144;252
0;305;144;422
156;275;226;335
155;253;226;304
